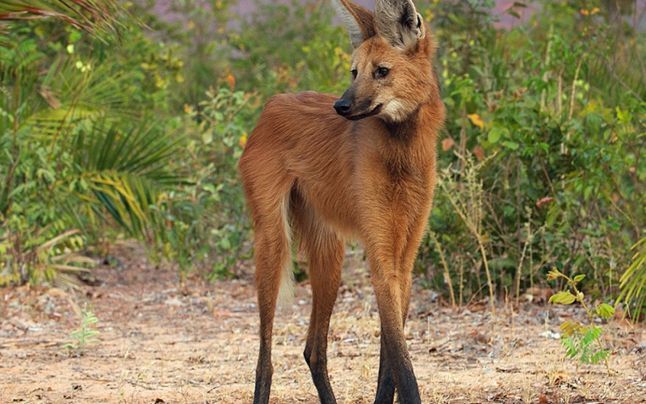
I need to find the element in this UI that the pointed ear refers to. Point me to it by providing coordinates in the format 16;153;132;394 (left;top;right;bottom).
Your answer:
332;0;376;49
375;0;425;50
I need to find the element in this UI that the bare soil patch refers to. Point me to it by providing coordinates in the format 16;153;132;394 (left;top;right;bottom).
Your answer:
1;243;644;403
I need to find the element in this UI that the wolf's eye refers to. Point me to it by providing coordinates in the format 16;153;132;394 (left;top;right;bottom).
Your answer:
375;66;390;79
351;69;358;79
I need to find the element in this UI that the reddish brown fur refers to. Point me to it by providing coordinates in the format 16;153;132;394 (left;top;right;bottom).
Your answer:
239;1;444;403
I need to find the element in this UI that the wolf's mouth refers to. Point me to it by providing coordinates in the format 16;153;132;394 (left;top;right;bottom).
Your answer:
347;104;383;121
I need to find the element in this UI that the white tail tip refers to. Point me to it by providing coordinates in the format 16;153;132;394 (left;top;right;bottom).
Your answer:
276;262;295;308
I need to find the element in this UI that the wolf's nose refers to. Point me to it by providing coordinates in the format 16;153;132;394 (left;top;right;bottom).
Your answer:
334;99;352;116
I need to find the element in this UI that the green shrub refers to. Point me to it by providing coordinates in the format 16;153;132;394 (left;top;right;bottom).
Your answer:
155;87;253;279
419;0;644;305
548;269;614;368
1;0;642;310
0;20;184;286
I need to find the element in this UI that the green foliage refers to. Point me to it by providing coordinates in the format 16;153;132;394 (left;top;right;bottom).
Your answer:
548;268;613;367
561;324;610;365
157;87;252;278
419;0;644;307
138;0;238;106
64;306;100;353
617;237;646;320
0;18;184;285
0;0;643;310
596;303;616;320
230;0;350;96
550;291;577;305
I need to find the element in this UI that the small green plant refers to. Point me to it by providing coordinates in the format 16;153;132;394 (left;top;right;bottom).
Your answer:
548;269;614;368
65;306;100;353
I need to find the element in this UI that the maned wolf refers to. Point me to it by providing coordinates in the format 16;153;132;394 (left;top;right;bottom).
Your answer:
238;0;445;403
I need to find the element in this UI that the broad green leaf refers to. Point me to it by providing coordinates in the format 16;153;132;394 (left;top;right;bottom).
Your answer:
596;303;615;320
560;320;581;336
549;291;576;305
502;141;519;150
487;126;507;143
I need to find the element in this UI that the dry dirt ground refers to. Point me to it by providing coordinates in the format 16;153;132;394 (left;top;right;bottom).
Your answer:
1;244;644;403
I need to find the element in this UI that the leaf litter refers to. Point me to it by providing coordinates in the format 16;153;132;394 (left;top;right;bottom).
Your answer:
0;243;644;403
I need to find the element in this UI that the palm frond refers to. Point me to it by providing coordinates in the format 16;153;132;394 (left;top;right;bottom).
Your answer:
617;238;646;320
73;122;182;183
28;228;93;288
71;122;184;238
0;0;127;38
9;55;144;141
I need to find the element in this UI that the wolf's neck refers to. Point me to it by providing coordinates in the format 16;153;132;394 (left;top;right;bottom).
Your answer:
382;101;440;144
